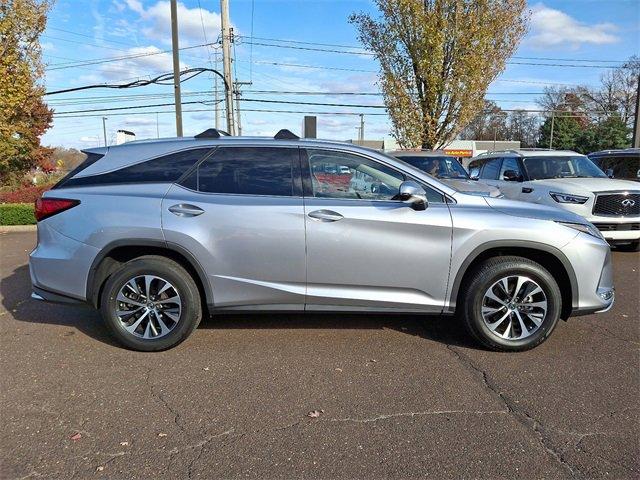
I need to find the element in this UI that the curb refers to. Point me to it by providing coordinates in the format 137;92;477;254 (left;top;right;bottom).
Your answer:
0;225;37;233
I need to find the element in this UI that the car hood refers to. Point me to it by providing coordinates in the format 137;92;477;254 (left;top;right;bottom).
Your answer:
531;177;640;193
440;178;502;197
483;196;587;224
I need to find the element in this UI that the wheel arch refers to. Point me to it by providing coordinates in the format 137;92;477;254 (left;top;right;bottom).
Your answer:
448;241;577;320
87;239;212;311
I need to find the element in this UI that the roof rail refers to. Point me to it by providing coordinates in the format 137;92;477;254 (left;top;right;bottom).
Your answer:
194;128;230;139
274;129;299;140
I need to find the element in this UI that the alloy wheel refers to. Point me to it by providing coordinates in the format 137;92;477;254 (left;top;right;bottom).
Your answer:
115;275;182;339
481;275;548;340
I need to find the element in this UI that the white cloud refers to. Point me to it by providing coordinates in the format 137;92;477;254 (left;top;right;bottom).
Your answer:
528;3;619;49
125;0;223;46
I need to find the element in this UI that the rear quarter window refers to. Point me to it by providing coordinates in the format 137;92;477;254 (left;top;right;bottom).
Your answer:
60;148;213;188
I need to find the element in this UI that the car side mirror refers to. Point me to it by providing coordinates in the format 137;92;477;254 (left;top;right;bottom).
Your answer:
469;168;480;180
605;168;614;178
398;180;428;211
503;170;522;182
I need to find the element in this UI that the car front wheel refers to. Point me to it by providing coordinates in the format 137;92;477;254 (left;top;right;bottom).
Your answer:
100;256;202;351
459;256;562;351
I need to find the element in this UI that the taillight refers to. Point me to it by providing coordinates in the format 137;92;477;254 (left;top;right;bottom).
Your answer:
34;197;80;222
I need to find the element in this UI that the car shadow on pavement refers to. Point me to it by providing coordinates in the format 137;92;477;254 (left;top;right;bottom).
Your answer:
2;264;477;350
1;265;122;348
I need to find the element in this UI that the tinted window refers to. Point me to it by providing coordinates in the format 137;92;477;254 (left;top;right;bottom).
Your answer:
181;147;295;196
53;152;103;189
522;156;607;180
62;148;211;188
396;155;469;179
480;158;501;180
592;155;640;179
499;157;522;179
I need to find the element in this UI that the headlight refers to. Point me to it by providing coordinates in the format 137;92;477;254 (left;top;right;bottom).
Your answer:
549;191;589;204
555;221;603;239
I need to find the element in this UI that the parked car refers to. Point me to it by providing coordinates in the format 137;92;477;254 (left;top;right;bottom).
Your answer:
30;130;614;352
390;150;502;198
468;149;640;251
588;148;640;182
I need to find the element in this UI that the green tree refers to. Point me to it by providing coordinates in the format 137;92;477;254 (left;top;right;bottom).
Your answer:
350;0;528;149
578;115;630;154
0;0;53;183
538;115;582;151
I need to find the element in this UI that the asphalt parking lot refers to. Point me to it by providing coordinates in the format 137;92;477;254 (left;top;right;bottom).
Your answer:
1;230;638;479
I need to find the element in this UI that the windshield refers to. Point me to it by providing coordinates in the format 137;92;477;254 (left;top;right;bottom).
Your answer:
523;156;607;180
395;155;469;179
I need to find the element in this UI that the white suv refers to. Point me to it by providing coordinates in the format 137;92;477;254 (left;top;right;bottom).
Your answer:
469;149;640;250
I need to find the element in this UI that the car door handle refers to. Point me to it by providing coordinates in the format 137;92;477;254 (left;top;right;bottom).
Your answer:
308;209;343;222
168;204;204;217
522;187;533;193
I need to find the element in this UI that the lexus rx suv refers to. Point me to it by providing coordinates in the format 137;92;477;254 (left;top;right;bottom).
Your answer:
468;149;640;250
588;148;640;182
30;130;614;352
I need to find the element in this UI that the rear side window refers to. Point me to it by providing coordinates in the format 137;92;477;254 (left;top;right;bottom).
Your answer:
52;152;104;189
499;157;522;179
61;148;212;188
180;147;296;196
480;158;502;180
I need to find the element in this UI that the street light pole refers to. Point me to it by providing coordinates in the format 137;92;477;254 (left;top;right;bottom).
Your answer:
170;0;183;137
549;111;555;149
220;0;236;135
102;117;108;147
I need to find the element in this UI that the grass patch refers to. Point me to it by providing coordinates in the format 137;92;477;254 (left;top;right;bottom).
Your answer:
0;203;36;225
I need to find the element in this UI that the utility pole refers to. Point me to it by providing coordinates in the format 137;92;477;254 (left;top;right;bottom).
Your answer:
235;87;242;136
359;114;364;142
102;117;108;147
170;0;183;137
549;111;555;149
214;52;220;130
220;0;236;135
633;74;640;148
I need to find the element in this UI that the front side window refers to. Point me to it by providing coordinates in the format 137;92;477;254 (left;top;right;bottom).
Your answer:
306;149;405;201
480;158;502;180
180;147;296;196
523;156;607;180
396;155;469;179
499;157;522;180
595;155;640;179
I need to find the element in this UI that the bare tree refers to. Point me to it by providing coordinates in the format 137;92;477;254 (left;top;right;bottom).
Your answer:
350;0;528;149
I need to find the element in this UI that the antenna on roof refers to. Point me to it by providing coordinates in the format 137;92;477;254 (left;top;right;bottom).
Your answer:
274;129;299;140
195;128;229;139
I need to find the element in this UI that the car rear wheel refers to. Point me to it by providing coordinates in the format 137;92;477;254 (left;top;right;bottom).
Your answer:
459;256;562;351
100;256;202;351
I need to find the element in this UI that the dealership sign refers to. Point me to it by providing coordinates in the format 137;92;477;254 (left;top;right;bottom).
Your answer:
444;149;473;157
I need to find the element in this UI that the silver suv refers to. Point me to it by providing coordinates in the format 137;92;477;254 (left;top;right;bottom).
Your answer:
30;129;614;352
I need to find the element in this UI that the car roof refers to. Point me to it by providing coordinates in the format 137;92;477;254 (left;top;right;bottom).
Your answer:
587;148;640;157
471;149;582;161
389;150;450;157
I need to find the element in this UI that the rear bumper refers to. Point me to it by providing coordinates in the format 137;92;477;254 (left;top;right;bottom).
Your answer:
31;286;85;305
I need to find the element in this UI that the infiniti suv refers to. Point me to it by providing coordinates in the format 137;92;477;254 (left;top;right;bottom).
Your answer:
469;149;640;250
30;130;614;351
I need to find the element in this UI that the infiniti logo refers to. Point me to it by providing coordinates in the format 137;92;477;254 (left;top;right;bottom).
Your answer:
621;199;636;207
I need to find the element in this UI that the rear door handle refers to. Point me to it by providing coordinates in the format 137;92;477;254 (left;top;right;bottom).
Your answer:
308;209;343;222
168;204;204;217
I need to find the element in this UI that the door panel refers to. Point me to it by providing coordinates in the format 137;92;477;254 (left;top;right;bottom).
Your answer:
302;148;453;312
162;186;306;309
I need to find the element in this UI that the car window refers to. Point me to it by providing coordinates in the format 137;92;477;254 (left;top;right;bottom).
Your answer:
61;148;211;188
395;155;469;179
306;149;404;201
522;156;607;180
595;155;640;179
180;147;295;196
480;158;502;180
499;157;522;180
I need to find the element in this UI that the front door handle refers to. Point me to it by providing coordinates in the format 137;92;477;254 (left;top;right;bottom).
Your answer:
168;204;204;217
308;209;343;222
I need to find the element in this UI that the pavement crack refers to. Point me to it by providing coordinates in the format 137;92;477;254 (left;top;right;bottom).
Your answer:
446;345;583;479
329;409;509;423
186;429;235;479
144;367;186;434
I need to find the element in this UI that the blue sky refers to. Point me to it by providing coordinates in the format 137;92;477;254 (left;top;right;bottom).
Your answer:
41;0;640;149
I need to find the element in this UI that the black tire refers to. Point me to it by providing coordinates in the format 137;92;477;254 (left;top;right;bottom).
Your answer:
459;256;562;352
100;256;202;351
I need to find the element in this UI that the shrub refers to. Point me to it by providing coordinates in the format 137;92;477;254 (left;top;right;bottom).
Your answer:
0;203;36;225
0;184;51;203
